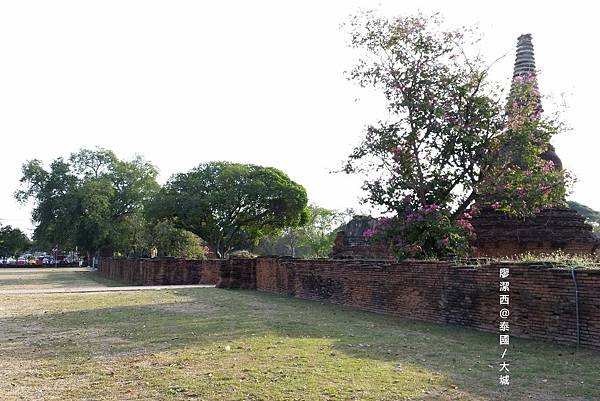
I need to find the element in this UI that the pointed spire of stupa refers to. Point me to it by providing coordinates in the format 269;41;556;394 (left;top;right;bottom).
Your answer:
513;33;536;80
509;33;540;103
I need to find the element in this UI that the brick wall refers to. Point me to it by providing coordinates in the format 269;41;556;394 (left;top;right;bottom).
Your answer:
97;257;222;285
253;258;600;348
472;240;599;258
98;256;600;348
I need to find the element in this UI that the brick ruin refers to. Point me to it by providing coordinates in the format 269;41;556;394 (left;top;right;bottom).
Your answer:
331;215;392;259
471;206;600;257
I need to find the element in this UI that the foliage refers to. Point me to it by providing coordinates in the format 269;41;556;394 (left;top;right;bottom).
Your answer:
567;201;600;224
0;225;32;256
15;148;160;256
254;205;346;258
343;12;570;258
503;250;599;268
151;220;207;259
148;162;310;258
366;206;473;258
228;250;258;259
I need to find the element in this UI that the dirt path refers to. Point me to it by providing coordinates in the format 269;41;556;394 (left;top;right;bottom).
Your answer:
0;284;214;295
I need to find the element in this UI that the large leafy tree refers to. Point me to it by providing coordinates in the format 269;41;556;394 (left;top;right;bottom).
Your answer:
343;12;569;258
0;225;32;256
148;162;310;258
15;148;160;257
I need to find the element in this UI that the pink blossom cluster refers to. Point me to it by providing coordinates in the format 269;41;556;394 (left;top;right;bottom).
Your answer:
378;216;391;225
462;207;477;219
422;204;440;213
541;160;555;173
456;218;474;235
362;228;378;238
512;73;537;85
406;212;424;223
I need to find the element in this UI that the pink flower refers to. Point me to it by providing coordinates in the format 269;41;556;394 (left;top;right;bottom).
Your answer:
378;217;391;225
491;202;501;210
542;160;554;173
456;219;474;232
422;204;440;213
440;237;450;247
406;212;423;222
362;228;377;238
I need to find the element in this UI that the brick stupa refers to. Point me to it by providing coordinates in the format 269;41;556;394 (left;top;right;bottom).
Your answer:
470;34;600;257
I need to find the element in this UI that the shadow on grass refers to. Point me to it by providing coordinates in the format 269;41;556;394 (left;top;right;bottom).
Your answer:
1;288;598;400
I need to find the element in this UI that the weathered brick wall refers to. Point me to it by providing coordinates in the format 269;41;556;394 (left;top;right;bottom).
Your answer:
97;257;222;285
470;206;600;258
254;258;600;348
472;240;599;258
217;258;257;289
98;256;600;348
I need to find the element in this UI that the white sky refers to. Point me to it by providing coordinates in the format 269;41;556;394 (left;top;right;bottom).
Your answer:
0;1;597;235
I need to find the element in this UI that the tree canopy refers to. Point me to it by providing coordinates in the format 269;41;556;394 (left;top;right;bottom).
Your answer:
148;162;310;258
15;148;160;256
0;225;31;256
567;201;600;224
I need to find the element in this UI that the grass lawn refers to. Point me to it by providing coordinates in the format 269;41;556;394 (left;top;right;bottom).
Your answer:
0;268;120;290
0;270;599;400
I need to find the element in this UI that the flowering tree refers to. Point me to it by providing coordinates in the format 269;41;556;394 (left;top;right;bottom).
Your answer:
479;74;571;215
343;12;570;258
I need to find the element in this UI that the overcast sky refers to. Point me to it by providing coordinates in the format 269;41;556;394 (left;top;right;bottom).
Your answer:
0;1;597;235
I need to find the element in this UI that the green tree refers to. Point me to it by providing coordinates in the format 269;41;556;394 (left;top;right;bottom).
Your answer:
15;148;160;257
255;205;344;257
151;220;207;259
567;201;600;224
568;201;600;233
148;162;310;258
343;12;570;258
0;225;32;256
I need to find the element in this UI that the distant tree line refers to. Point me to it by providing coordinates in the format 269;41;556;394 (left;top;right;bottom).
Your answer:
0;224;31;256
16;149;338;259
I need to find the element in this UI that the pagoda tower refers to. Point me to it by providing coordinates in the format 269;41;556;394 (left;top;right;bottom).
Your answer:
510;33;562;169
470;34;599;257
